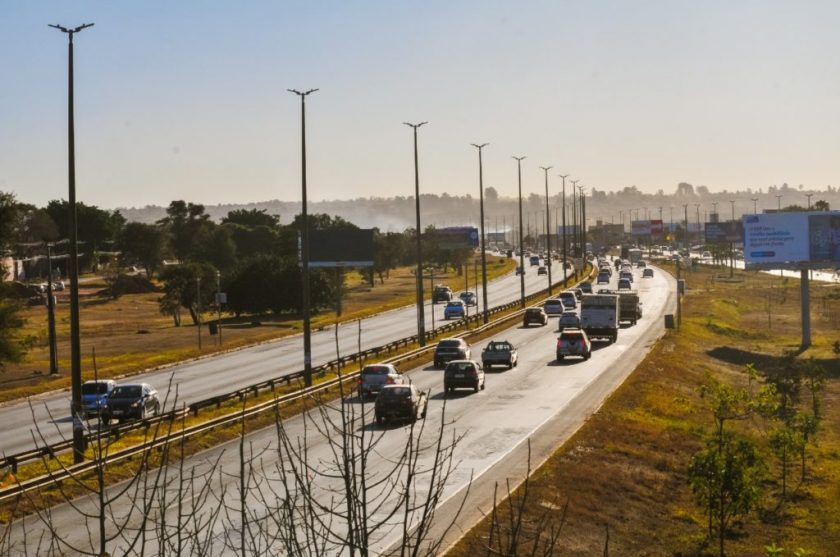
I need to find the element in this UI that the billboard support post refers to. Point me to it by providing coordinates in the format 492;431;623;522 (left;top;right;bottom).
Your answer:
801;268;811;349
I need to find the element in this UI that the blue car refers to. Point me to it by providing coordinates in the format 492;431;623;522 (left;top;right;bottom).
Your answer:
78;379;117;419
444;300;466;320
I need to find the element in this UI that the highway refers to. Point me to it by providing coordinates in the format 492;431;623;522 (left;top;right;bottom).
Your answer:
1;261;675;556
0;256;574;458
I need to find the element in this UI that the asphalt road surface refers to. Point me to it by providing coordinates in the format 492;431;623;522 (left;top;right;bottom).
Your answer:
0;257;574;458
2;262;675;556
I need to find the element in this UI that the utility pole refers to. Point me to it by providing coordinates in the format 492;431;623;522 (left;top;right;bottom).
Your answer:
289;88;318;385
579;186;587;261
682;204;689;253
514;156;527;307
50;21;94;464
472;143;490;324
776;194;782;211
540;166;553;294
805;193;813;210
46;243;58;375
694;204;701;247
405;121;428;345
729;199;736;278
196;276;201;350
216;270;222;346
571;179;579;266
750;197;758;214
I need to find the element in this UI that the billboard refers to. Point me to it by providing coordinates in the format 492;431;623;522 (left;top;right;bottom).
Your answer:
557;225;581;237
650;219;663;235
435;226;479;249
743;212;840;268
705;221;743;243
631;220;663;236
308;229;375;268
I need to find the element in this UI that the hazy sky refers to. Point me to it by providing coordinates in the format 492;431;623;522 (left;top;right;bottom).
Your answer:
2;1;839;210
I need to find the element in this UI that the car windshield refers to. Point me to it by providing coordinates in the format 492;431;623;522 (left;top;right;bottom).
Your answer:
82;383;110;395
446;301;463;307
111;386;142;398
362;366;390;375
438;340;461;348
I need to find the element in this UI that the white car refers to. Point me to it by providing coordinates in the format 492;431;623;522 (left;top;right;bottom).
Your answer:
543;299;565;316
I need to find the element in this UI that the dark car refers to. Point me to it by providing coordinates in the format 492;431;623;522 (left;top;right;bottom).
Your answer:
523;307;548;326
358;364;404;398
579;281;593;294
444;360;485;394
537;266;547;275
102;383;160;424
642;268;654;278
78;379;116;419
434;338;471;368
618;278;632;290
432;284;453;303
596;271;610;284
375;384;428;425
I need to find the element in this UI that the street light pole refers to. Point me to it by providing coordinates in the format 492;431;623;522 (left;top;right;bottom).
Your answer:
196;276;202;350
729;199;736;278
46;243;58;375
50;21;93;464
472;143;490;324
405;122;428;345
694;204;701;247
558;174;569;285
776;195;782;211
513;156;527;308
805;193;813;210
578;186;587;260
289;88;318;385
216;270;222;346
570;179;579;267
750;197;758;214
540;166;553;294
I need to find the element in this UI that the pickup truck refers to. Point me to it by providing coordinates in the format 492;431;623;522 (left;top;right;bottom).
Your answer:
375;384;428;424
481;340;517;370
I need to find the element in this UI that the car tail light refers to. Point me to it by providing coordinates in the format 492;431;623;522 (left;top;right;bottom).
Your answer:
386;376;394;384
556;339;562;348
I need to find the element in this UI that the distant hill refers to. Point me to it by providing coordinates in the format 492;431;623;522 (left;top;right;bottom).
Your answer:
117;183;840;232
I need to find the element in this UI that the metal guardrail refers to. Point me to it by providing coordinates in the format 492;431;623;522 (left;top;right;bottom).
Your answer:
0;263;594;497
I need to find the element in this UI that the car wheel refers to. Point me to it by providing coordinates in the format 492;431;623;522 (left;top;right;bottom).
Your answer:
585;352;591;360
101;415;111;426
154;402;161;416
376;414;384;425
474;383;479;393
140;406;148;420
421;404;427;418
480;380;485;391
557;355;565;361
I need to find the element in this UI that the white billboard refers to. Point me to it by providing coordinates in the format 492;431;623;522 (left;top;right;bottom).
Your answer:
743;212;840;268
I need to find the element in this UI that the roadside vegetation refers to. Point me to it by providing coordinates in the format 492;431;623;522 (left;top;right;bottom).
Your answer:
449;261;840;556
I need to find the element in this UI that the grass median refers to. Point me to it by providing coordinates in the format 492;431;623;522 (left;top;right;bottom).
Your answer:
448;262;840;556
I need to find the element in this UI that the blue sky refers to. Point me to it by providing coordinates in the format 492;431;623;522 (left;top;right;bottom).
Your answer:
2;1;839;209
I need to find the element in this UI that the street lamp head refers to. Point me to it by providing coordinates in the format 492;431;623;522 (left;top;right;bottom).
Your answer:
512;155;526;161
540;166;553;172
288;88;319;97
404;121;428;129
49;23;94;34
471;143;489;149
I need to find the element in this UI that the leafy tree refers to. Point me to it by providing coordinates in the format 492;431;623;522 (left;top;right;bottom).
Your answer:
17;208;59;244
156;200;211;262
689;434;765;557
45;200;125;253
225;223;279;261
192;225;237;273
0;290;32;368
226;255;286;316
119;222;169;279
812;199;830;211
222;208;280;229
158;262;219;326
0;191;24;258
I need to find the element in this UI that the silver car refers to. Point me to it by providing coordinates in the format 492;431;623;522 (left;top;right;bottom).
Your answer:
358;364;405;398
558;311;581;329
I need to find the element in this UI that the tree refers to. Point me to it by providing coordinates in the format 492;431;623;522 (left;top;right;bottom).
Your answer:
689;435;765;557
0;292;31;369
158;262;219;326
812;199;830;211
156;200;211;262
484;186;499;202
222;208;280;229
193;225;237;273
45;200;124;253
119;222;169;279
0;191;23;257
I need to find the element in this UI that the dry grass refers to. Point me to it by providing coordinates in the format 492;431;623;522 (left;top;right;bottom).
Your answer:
449;262;840;556
1;257;515;402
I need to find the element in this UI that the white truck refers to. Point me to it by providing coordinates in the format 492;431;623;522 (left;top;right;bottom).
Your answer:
579;293;619;343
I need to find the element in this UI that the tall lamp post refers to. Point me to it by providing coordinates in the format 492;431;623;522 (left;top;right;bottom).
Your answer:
405;122;428;345
694;204;701;247
558;174;569;284
805;193;813;210
540;166;553;294
578;185;587;260
750;197;758;214
50;22;93;464
472;143;490;324
513;156;527;307
289;88;318;386
776;195;782;211
570;179;579;265
729;199;736;278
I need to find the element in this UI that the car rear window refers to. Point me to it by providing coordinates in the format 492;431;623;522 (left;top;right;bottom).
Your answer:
82;383;110;395
111;386;142;398
438;340;461;348
446;362;475;372
381;387;410;397
526;308;542;315
362;366;390;375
